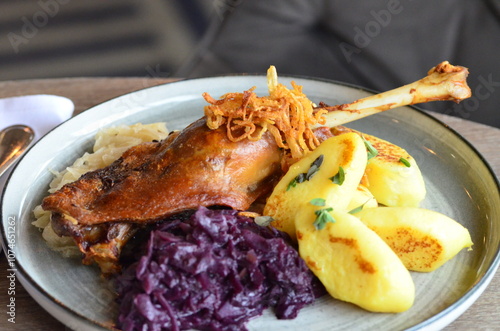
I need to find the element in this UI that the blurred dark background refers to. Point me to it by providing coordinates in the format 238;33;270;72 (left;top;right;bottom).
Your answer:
1;0;498;128
1;0;210;80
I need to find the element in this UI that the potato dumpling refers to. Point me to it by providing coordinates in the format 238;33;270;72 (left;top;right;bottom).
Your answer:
296;207;415;313
332;127;426;207
363;132;426;207
354;207;473;272
264;133;367;241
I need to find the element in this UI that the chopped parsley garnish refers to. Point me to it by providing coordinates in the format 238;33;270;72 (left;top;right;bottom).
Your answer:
361;135;378;160
310;198;336;230
287;173;306;190
348;199;372;214
310;198;326;206
399;157;411;167
306;154;324;180
329;166;345;185
287;154;324;190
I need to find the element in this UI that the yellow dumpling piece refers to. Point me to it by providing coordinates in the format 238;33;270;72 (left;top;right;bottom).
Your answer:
264;132;367;241
354;206;473;272
331;127;426;207
296;207;415;313
363;132;426;207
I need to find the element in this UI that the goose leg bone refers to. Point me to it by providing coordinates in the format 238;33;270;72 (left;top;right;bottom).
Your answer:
316;61;471;128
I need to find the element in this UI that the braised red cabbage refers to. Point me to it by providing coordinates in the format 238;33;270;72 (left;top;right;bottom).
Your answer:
115;207;317;331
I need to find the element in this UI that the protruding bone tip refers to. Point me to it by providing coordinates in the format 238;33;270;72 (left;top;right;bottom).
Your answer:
429;61;468;75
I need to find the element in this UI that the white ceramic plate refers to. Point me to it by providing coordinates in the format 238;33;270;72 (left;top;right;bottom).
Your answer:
1;76;499;331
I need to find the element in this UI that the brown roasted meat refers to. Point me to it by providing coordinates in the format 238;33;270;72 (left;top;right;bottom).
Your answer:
43;117;283;225
42;117;283;273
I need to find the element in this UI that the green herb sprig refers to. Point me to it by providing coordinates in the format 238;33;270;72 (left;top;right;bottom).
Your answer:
310;198;336;230
399;157;411;167
329;166;345;185
287;154;324;190
348;199;372;215
361;135;378;160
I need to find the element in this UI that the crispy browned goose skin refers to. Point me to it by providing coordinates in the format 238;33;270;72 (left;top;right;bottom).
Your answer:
42;117;283;274
43;117;283;226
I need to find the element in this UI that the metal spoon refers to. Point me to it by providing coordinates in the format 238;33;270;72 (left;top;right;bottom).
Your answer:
0;125;35;178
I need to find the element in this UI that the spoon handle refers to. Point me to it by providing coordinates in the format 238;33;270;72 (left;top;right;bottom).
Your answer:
0;125;35;178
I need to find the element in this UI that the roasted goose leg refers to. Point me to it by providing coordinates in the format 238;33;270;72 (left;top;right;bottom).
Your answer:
43;118;282;274
43;117;282;226
316;61;471;128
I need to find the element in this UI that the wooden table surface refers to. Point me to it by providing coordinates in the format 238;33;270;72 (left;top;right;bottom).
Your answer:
0;77;499;330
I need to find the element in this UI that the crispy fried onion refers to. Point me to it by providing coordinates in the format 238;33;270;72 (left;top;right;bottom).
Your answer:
203;66;327;159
